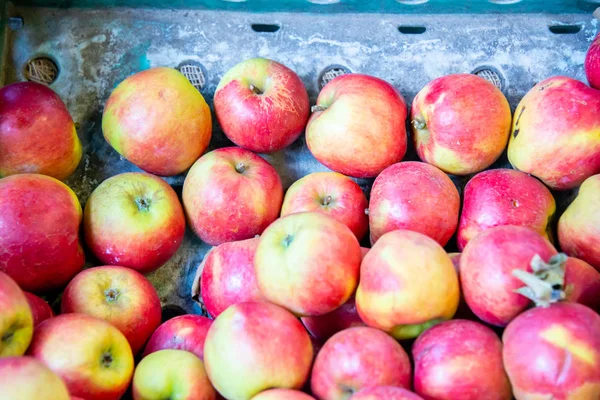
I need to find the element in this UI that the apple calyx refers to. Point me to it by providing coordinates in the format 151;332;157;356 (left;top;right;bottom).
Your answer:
135;197;152;212
235;162;248;174
104;288;121;303
321;195;333;206
101;351;113;368
249;84;264;95
512;253;570;307
411;118;427;131
282;234;294;248
311;105;328;113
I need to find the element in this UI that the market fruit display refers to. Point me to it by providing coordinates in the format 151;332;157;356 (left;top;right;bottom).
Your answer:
0;271;33;357
0;356;71;400
143;314;212;359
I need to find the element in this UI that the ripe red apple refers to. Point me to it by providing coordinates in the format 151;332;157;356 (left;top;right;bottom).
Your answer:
503;302;600;399
306;74;407;178
252;389;316;400
143;314;212;360
0;356;70;400
508;77;600;190
28;313;134;400
133;349;216;400
0;271;33;357
84;172;185;273
368;161;459;246
61;265;162;355
280;172;368;240
192;238;264;318
183;147;283;246
255;212;361;316
350;387;424;400
204;301;313;399
585;34;600;89
311;327;411;400
301;296;364;341
413;319;511;400
564;257;600;313
214;58;309;153
0;174;84;292
0;82;82;180
457;168;556;250
411;74;511;175
103;67;212;176
24;292;54;327
446;253;477;321
356;230;459;339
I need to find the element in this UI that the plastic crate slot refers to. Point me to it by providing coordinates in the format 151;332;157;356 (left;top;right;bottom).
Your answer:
251;24;281;33
23;56;59;85
177;60;206;91
548;24;582;34
398;26;426;34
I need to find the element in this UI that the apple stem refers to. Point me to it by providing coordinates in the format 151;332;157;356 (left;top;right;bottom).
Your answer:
512;253;569;307
249;84;263;95
235;162;248;174
412;118;427;130
311;105;328;113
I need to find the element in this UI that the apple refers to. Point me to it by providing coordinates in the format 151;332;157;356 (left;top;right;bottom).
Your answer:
255;212;361;316
412;319;511;400
306;74;407;178
24;292;54;327
0;356;70;400
143;314;212;360
349;387;424;400
61;265;162;355
0;271;33;357
368;161;459;246
585;34;600;90
28;313;134;400
214;58;309;153
457;168;556;250
311;327;411;400
133;349;216;400
252;389;316;400
411;74;511;175
0;82;82;180
183;147;283;246
102;67;212;176
356;230;459;339
564;257;600;313
503;302;600;399
204;301;313;400
83;172;185;273
301;295;365;342
0;174;84;292
508;77;600;190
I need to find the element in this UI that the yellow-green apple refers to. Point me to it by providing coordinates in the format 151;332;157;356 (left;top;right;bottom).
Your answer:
133;349;216;400
183;147;283;246
413;319;511;400
411;74;511;175
301;295;364;342
368;161;459;246
143;314;212;359
311;327;411;400
558;174;600;269
214;58;309;153
61;265;162;355
203;301;313;400
0;271;33;357
306;74;407;178
252;389;316;400
84;172;185;273
192;238;264;318
564;257;600;313
28;313;134;400
503;302;600;399
24;292;54;327
508;77;600;190
0;356;70;400
350;387;424;400
102;67;212;176
280;172;368;240
586;34;600;89
255;212;361;316
0;82;82;180
0;174;84;292
356;230;459;339
458;168;555;251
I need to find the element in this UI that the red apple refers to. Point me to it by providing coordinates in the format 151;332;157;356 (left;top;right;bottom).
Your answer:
214;58;309;153
0;271;33;357
457;168;556;250
61;265;162;355
83;172;185;273
280;172;368;240
508;77;600;190
0;82;82;180
255;212;361;316
301;295;365;342
503;302;600;399
411;74;511;175
350;387;424;400
28;313;134;400
24;292;54;327
413;319;511;400
183;147;283;246
564;257;600;313
306;74;407;178
0;174;84;292
252;389;316;400
192;238;264;318
143;314;212;360
0;356;70;400
102;67;212;176
368;161;459;246
586;34;600;89
311;327;411;400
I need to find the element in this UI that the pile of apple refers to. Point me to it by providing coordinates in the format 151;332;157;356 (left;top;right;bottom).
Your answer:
2;46;600;400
